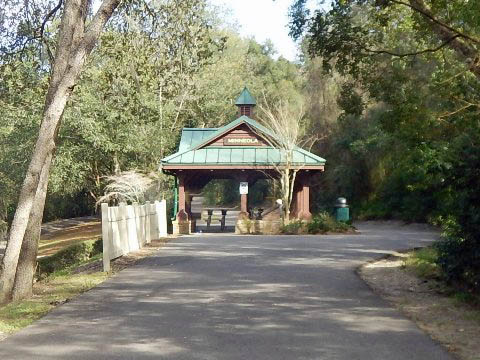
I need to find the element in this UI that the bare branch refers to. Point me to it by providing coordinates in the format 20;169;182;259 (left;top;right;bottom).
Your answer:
437;103;477;119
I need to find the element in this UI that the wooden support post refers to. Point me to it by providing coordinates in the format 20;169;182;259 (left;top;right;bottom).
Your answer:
237;175;249;220
297;175;312;220
173;173;191;234
240;193;248;214
176;174;188;221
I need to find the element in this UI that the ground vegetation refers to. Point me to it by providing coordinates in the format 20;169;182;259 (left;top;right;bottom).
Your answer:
289;0;480;292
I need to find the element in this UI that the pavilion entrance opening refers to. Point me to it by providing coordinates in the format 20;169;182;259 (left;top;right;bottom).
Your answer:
190;178;275;233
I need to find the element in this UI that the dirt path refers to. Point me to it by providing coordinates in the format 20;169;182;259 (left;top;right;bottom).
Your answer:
359;255;480;360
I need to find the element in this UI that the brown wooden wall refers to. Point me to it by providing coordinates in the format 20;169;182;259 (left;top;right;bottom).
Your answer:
205;124;268;147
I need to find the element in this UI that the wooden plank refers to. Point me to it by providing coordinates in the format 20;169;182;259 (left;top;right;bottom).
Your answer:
126;204;139;251
159;200;167;236
145;201;151;244
109;206;124;259
101;203;111;272
118;203;130;255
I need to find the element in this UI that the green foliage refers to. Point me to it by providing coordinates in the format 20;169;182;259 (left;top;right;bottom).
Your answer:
279;213;352;235
280;220;304;235
249;180;273;207
37;239;103;277
307;212;351;234
203;180;239;207
0;300;51;334
404;247;440;279
0;271;108;335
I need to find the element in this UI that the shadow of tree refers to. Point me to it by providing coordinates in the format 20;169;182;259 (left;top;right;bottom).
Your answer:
0;222;451;360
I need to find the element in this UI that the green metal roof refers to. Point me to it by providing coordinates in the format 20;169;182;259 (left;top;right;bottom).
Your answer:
235;87;256;106
161;115;326;167
178;128;218;152
162;147;325;166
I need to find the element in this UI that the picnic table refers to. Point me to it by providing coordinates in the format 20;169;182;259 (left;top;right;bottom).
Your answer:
202;207;237;231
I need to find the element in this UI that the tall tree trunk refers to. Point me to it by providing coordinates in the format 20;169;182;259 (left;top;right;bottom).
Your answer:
11;154;53;301
0;0;121;304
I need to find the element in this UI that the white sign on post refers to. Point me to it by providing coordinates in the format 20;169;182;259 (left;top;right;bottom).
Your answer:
239;182;248;195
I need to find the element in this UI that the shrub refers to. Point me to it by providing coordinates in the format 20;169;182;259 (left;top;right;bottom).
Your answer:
280;220;304;235
435;217;480;292
307;212;351;234
37;238;102;277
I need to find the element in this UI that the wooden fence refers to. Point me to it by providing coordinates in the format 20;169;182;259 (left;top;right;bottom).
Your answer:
101;200;167;271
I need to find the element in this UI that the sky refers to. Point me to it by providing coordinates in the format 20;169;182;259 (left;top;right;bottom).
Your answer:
209;0;318;62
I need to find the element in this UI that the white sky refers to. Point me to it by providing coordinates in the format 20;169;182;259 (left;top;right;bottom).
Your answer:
209;0;318;61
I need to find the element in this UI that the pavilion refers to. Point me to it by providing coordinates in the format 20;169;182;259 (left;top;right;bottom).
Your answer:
160;87;326;234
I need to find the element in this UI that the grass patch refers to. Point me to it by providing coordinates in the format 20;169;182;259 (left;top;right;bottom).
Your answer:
0;268;108;335
0;238;108;336
404;247;441;279
0;301;52;334
37;238;102;278
404;247;480;309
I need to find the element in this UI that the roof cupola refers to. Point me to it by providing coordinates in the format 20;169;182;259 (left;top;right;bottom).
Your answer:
235;86;256;117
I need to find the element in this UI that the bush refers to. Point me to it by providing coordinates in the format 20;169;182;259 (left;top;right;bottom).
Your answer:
280;220;304;235
307;212;351;234
37;238;102;276
279;213;352;235
435;217;480;292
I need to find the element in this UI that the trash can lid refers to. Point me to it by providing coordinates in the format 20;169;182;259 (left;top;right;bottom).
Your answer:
336;197;347;204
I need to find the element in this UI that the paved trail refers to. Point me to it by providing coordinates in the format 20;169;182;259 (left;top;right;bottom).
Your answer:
0;222;453;360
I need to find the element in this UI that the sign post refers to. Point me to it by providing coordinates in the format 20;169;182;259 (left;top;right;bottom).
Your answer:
239;182;248;195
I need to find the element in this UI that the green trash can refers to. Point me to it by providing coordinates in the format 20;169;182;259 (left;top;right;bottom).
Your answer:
334;197;350;222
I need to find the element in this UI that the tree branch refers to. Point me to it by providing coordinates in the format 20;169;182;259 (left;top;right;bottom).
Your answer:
361;35;460;58
388;0;480;80
82;0;122;53
39;0;64;39
390;0;480;45
437;103;477;119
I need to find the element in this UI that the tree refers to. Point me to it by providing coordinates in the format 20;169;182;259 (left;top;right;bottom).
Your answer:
0;0;219;303
289;0;480;80
289;0;480;291
0;0;122;303
257;100;312;224
53;0;218;204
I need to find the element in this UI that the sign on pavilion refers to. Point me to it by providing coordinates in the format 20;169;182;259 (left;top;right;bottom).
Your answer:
160;87;326;234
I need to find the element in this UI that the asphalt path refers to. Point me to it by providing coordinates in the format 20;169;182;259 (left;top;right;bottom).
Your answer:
0;222;454;360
